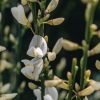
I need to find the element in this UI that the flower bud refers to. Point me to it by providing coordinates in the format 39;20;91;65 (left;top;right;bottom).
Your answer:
95;60;100;70
90;24;97;31
21;0;27;5
0;46;6;52
44;18;64;25
28;82;37;90
75;83;80;91
67;71;72;80
62;39;80;51
9;34;16;44
85;69;91;81
45;80;62;87
45;0;59;13
0;84;10;94
88;43;100;56
47;52;56;61
44;35;48;43
78;86;95;96
52;38;63;55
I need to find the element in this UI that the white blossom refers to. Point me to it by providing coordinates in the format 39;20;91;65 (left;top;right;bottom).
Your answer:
27;35;47;58
21;58;43;81
11;5;30;27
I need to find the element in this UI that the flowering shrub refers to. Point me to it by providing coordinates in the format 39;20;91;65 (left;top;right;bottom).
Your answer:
0;0;100;100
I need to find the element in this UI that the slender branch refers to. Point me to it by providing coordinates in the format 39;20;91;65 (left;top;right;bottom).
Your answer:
80;2;98;90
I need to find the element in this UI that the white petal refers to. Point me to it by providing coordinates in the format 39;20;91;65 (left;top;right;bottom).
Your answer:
0;83;10;94
45;87;58;100
27;46;43;58
32;58;43;80
44;94;53;100
11;5;28;26
33;88;41;100
21;66;34;80
21;59;33;66
53;38;63;54
29;35;47;57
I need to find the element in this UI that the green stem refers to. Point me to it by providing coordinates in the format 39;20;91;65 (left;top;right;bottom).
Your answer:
30;3;38;34
67;58;78;100
80;2;98;100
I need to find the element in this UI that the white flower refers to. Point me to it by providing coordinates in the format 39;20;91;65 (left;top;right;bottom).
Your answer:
11;5;30;27
27;35;47;58
33;87;58;100
0;46;6;52
21;58;43;80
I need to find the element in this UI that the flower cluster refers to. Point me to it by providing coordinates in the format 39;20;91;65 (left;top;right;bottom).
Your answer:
10;0;100;100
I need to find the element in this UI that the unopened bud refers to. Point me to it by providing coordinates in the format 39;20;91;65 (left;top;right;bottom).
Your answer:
44;35;48;43
62;39;80;51
47;52;56;61
88;43;100;56
44;18;65;25
45;0;59;13
85;69;91;81
9;34;16;44
78;86;95;96
75;83;80;91
45;79;62;87
28;82;37;90
90;24;97;31
0;46;6;52
4;26;10;35
67;72;72;80
21;0;27;5
95;60;100;70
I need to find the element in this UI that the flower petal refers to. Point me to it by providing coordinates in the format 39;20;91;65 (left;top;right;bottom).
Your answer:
44;94;53;100
21;66;34;80
11;5;29;26
45;87;58;100
32;58;43;80
33;88;41;100
27;46;43;58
